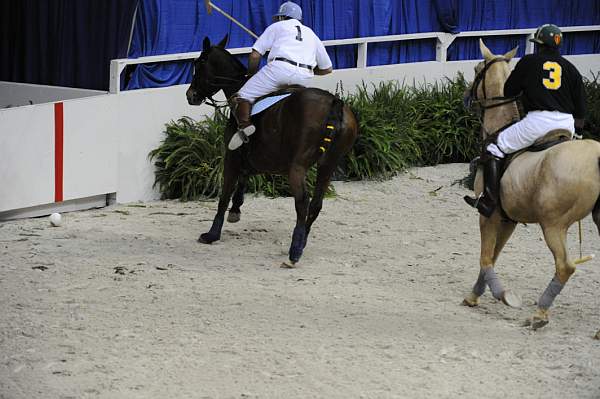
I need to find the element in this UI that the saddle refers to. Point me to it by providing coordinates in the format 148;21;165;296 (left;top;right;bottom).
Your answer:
251;85;305;116
505;129;572;165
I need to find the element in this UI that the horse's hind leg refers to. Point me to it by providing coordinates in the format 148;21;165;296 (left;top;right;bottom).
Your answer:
492;220;517;264
464;214;519;307
527;225;575;329
199;156;240;244
304;156;340;249
288;164;310;264
228;174;247;223
592;200;600;237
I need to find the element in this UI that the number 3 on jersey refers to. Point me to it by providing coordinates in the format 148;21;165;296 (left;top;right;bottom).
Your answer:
543;61;562;90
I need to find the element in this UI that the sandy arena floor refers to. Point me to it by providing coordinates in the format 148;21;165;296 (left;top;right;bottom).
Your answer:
1;163;599;399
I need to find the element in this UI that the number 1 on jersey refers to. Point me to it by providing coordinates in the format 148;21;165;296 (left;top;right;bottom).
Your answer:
295;26;303;41
543;61;562;90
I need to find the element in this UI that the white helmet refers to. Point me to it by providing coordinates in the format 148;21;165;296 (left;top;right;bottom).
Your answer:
273;1;302;21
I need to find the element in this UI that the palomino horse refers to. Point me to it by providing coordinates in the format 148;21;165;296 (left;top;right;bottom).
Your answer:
186;35;358;264
463;40;600;329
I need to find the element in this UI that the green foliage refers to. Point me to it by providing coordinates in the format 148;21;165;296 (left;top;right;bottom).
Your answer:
149;114;226;201
342;74;481;180
582;73;600;139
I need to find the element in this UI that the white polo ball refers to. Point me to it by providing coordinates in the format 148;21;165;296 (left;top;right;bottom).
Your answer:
49;213;62;227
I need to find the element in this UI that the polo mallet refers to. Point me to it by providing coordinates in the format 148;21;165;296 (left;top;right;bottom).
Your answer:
574;220;595;265
204;0;259;39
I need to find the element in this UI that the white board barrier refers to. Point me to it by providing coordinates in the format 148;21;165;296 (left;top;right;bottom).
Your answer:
1;55;599;220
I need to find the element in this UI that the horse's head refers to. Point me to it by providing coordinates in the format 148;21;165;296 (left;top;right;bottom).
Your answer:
471;39;517;101
186;35;246;105
467;39;519;138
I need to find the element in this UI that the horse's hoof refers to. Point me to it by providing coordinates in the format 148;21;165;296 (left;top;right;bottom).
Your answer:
462;293;480;307
594;330;600;340
501;291;522;308
530;317;549;330
523;309;549;330
289;253;302;264
227;212;241;223
198;232;219;244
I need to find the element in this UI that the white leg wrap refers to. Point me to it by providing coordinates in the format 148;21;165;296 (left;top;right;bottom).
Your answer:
483;268;505;300
538;275;564;310
473;268;487;296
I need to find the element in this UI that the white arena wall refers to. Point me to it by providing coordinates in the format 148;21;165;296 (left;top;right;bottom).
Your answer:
1;54;599;220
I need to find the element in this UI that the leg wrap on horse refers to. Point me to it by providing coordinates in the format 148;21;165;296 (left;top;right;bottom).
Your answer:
538;275;565;310
482;267;505;300
472;268;487;297
289;225;306;263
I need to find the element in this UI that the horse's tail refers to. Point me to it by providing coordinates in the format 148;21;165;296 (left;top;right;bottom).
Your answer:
592;158;600;229
317;97;345;162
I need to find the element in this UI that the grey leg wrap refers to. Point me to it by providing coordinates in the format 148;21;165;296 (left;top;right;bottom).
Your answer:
538;275;565;310
482;268;505;300
472;269;487;297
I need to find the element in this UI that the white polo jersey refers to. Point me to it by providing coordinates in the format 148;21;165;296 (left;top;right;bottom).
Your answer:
252;19;332;70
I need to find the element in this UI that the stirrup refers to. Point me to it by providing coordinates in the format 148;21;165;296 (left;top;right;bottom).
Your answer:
228;125;256;150
238;130;250;143
464;193;483;209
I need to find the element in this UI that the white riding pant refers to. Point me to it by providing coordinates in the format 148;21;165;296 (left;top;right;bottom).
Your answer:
487;111;575;158
237;60;313;103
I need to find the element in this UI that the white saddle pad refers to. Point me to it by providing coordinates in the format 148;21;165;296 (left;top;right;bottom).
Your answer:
251;93;292;116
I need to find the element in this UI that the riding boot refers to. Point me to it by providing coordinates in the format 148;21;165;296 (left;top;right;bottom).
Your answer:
464;155;504;218
228;99;256;150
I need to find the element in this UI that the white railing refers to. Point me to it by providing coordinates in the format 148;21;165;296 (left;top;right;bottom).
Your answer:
110;25;600;93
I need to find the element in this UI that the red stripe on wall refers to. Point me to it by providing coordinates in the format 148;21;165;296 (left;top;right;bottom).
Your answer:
54;102;64;202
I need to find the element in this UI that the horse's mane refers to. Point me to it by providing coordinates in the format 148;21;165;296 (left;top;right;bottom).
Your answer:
213;46;247;73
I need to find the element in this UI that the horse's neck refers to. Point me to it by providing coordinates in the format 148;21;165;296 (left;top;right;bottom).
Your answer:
223;85;242;99
221;69;246;99
483;101;520;136
219;51;247;99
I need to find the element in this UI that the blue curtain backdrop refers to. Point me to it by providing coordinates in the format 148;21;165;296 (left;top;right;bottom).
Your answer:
126;0;600;90
0;0;139;91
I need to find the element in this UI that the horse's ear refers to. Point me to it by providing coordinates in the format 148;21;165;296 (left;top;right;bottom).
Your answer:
504;46;518;61
203;37;211;52
216;34;229;48
479;39;494;61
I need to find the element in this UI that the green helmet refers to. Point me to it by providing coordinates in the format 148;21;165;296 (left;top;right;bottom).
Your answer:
530;24;563;48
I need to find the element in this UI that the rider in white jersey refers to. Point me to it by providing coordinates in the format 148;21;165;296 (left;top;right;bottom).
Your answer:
228;1;333;150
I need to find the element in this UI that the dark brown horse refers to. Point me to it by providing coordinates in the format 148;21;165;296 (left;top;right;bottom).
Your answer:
186;36;358;264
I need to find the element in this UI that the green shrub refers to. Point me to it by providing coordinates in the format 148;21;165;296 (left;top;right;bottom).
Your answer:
583;73;600;139
342;74;481;180
149;114;226;200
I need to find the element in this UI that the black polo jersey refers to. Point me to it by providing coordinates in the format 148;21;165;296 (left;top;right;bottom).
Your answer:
504;49;585;119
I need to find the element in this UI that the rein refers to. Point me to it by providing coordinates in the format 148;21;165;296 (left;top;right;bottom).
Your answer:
470;56;521;137
470;57;520;110
198;73;247;110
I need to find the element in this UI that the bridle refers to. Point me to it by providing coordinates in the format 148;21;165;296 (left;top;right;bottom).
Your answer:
469;56;521;137
470;57;519;110
191;50;247;109
193;72;247;109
